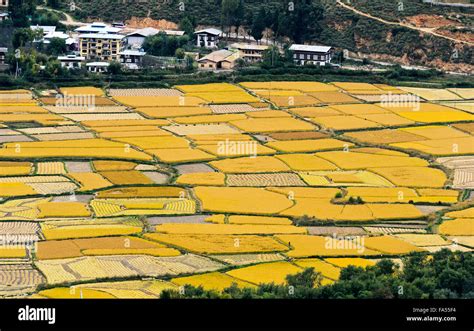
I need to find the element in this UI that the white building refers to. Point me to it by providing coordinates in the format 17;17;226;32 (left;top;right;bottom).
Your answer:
58;55;85;69
75;22;122;35
119;49;146;69
195;28;222;48
31;25;77;49
289;44;334;66
0;0;8;7
86;62;109;73
0;12;8;22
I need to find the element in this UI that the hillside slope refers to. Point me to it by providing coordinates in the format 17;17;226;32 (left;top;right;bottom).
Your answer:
69;0;473;72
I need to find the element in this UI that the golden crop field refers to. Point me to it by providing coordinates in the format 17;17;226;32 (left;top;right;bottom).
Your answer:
144;234;289;254
1;80;472;299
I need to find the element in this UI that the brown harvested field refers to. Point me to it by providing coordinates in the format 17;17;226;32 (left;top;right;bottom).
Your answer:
99;171;154;185
175;163;215;174
268;132;329;140
453;123;474;134
36;236;168;260
210;104;262;114
64;161;92;173
0;222;39;236
306;226;367;236
142;172;170;184
96;186;184;198
344;129;426;144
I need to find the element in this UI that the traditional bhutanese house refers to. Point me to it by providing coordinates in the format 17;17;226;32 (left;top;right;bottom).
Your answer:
197;49;239;70
195;28;222;48
289;44;334;66
86;62;109;73
58;54;85;69
119;49;146;69
229;43;269;63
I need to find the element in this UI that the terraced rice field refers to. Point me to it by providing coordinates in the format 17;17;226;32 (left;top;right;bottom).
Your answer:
0;81;472;297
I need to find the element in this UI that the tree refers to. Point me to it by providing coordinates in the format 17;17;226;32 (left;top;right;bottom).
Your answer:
250;8;266;44
233;0;245;39
108;61;122;75
175;48;185;60
143;33;189;57
275;0;325;43
12;28;34;49
47;37;67;56
9;0;37;27
179;16;195;37
221;0;239;40
47;0;60;9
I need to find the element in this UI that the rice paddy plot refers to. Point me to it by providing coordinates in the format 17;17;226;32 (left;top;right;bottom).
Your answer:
316;150;428;169
397;87;463;101
164;124;239;136
226;173;307;187
35;254;224;284
363;236;424;254
275;235;380;257
36;236;180;260
227;215;292;225
229;117;315;133
144;233;289;254
154;223;306;235
195;186;294;214
266;139;352;153
209;156;291;173
369;167;447;188
91;198;196;217
176;172;226;186
212;253;285;266
275;154;338;172
40;218;143;240
394;234;449;247
309;115;381;131
0;264;45;297
240;82;338;92
438;218;474;236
